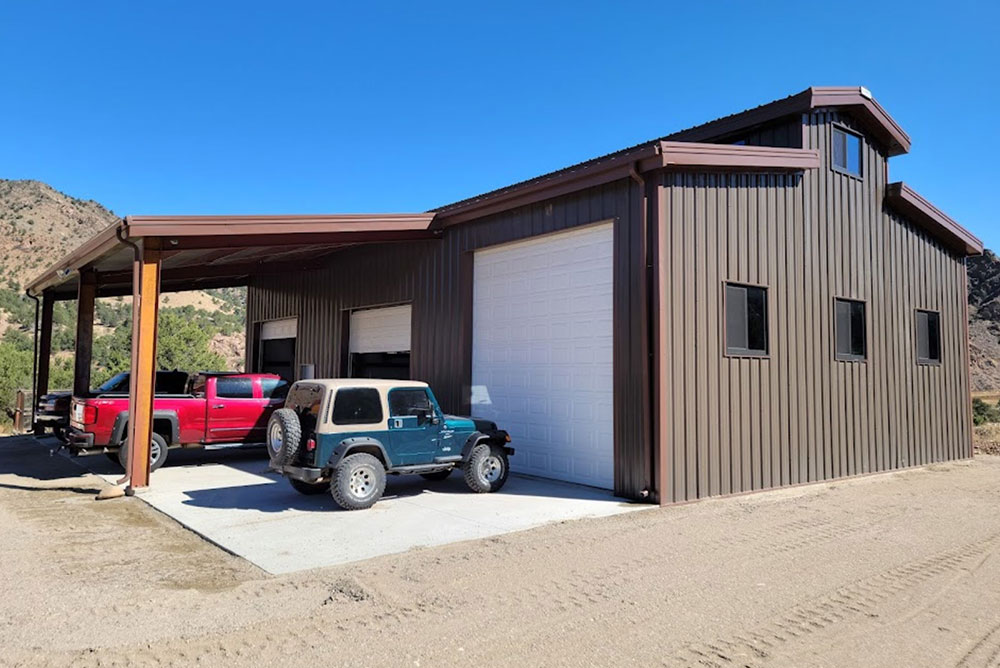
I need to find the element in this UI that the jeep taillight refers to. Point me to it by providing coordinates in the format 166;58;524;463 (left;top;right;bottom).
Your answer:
306;438;316;451
82;405;98;425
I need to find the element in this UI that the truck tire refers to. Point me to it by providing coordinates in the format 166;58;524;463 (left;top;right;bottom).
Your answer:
267;408;302;466
289;478;328;495
118;432;169;473
330;453;386;510
463;442;509;493
419;469;452;482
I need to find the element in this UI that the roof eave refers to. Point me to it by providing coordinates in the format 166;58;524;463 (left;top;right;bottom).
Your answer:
885;182;983;257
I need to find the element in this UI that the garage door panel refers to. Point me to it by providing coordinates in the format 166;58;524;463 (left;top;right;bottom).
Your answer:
472;223;614;489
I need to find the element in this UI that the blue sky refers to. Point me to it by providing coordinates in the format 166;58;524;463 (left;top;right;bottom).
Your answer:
1;1;996;250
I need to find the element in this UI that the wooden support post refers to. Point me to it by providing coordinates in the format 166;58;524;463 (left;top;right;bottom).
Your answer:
33;294;55;435
126;239;161;491
73;272;97;397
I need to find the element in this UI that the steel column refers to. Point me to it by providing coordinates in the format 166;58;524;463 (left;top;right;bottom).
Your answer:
73;271;96;397
33;294;55;435
125;239;161;491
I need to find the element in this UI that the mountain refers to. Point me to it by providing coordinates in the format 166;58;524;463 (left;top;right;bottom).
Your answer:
968;249;1000;393
0;179;245;369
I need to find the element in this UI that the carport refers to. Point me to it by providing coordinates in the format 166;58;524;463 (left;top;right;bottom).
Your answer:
25;213;437;491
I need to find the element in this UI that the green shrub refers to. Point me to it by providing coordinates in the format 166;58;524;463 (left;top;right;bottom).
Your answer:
972;398;1000;426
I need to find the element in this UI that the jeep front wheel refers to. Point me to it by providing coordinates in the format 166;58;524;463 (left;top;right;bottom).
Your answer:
463;443;509;493
330;453;386;510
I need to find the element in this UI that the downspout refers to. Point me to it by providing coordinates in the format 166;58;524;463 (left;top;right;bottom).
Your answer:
628;161;652;501
26;289;40;432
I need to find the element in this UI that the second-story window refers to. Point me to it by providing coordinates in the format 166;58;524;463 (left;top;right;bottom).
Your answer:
832;126;862;177
834;299;867;361
725;283;768;357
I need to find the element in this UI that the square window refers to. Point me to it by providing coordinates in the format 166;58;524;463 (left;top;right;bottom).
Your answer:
834;299;866;361
916;310;941;364
331;388;384;425
725;283;768;357
832;127;862;177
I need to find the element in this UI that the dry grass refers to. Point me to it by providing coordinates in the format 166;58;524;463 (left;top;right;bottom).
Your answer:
973;390;1000;403
974;422;1000;455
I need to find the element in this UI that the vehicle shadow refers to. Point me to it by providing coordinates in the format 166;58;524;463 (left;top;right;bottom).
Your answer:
0;434;105;494
178;471;634;514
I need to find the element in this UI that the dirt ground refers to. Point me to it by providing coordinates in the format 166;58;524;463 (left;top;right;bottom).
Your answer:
3;435;1000;667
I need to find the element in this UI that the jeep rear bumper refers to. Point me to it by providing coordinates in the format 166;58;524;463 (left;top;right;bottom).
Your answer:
275;464;325;483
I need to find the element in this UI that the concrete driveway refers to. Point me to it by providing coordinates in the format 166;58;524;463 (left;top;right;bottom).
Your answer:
64;444;643;574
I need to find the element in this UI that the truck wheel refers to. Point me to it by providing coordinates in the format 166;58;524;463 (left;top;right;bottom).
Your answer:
463;443;509;493
117;433;169;473
267;409;302;466
289;478;328;496
419;469;452;482
330;453;386;510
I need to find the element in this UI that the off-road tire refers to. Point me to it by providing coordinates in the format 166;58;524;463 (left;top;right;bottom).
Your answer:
330;453;386;510
118;432;169;473
463;442;509;493
419;469;453;482
289;478;328;495
267;408;302;466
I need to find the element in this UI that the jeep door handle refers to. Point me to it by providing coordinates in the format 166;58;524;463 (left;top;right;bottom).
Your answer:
212;404;226;409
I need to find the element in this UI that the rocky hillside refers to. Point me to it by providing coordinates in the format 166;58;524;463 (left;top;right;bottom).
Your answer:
968;249;1000;392
0;179;245;369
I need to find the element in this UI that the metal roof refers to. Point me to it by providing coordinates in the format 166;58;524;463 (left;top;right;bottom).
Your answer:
27;213;438;298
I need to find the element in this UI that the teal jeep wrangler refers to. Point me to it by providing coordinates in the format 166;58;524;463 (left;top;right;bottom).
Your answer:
266;379;514;510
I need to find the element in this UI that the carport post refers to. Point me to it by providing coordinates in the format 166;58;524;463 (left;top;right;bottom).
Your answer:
73;271;96;397
125;238;161;491
33;294;54;435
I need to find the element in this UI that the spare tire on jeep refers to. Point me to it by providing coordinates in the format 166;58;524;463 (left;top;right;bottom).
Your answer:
267;408;302;466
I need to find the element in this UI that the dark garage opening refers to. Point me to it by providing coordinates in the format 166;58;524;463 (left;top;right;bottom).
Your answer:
260;337;296;382
349;351;410;379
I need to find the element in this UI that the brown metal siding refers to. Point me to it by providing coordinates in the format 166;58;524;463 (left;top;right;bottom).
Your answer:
247;179;652;500
655;111;971;504
726;119;803;149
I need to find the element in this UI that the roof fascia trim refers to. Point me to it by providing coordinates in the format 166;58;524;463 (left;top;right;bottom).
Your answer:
885;182;983;256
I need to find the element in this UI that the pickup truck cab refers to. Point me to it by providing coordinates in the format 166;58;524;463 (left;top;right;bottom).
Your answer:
67;372;288;471
267;379;514;510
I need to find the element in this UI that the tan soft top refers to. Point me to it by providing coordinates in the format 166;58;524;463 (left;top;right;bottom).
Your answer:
299;378;428;392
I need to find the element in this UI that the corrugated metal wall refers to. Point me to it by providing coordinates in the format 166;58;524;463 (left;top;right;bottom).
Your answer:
247;179;653;500
655;111;971;503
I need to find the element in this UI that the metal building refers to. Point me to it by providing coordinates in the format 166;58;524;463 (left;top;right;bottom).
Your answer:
28;87;983;503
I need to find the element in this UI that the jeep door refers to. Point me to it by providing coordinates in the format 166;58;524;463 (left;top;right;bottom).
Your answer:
386;387;441;465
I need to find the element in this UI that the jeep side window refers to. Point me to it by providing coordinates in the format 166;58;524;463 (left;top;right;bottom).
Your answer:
389;389;434;425
331;388;383;425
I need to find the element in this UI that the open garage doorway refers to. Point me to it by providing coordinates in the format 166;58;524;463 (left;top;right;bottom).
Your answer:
256;318;297;382
348;305;412;379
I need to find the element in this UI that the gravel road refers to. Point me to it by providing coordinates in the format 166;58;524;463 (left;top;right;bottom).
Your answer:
2;434;998;667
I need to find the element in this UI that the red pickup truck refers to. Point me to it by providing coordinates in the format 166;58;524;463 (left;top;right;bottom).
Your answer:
67;372;288;471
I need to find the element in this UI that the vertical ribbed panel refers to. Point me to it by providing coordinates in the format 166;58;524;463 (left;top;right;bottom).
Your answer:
246;179;652;500
657;110;971;504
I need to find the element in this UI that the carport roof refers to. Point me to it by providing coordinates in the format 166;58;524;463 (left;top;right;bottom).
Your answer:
27;213;438;299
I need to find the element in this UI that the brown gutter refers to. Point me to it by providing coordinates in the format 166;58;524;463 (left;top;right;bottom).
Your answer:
885;182;983;256
435;142;820;227
122;213;436;238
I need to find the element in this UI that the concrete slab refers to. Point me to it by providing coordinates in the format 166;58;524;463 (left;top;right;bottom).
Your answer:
66;446;645;574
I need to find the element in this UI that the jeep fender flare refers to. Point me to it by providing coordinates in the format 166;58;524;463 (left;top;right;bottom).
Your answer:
328;437;393;470
111;410;180;446
461;431;514;462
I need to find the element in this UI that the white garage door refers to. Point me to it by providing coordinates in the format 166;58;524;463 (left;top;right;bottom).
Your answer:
350;305;412;353
471;223;614;489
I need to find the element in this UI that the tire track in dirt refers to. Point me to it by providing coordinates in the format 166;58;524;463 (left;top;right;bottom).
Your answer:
667;532;1000;667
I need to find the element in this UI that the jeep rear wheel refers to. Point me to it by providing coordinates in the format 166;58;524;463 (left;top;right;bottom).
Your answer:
118;432;169;473
267;408;302;466
289;478;328;496
463;443;509;493
330;453;386;510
